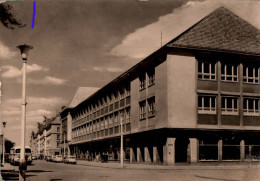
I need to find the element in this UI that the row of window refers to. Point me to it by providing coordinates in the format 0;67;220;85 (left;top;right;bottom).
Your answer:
198;95;260;116
72;83;130;122
72;109;130;139
139;97;155;120
198;61;260;83
139;69;155;90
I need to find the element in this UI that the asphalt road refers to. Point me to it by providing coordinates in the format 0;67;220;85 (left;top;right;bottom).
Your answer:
1;160;260;181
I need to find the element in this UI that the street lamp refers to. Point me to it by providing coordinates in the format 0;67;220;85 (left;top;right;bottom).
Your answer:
63;131;66;159
2;121;6;165
17;44;33;181
120;112;124;168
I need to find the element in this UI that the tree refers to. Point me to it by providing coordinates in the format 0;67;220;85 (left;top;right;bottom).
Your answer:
5;139;15;153
0;2;26;29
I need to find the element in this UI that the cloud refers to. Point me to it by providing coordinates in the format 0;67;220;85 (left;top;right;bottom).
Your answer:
93;67;123;73
0;41;15;59
1;64;49;78
110;0;260;59
5;96;67;108
1;65;20;78
24;76;67;85
27;64;49;73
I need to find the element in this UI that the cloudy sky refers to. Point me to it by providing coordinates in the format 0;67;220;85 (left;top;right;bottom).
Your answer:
1;0;260;146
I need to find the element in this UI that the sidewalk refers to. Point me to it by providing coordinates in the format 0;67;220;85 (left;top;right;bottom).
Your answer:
76;160;260;170
1;163;18;181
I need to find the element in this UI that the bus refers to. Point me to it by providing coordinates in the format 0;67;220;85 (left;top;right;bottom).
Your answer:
10;146;32;165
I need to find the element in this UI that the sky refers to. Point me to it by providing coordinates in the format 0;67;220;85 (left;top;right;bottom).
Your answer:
0;0;260;146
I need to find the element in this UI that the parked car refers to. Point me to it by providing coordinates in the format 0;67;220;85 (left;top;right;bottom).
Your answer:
64;156;77;164
46;156;51;161
53;155;63;163
32;156;37;160
49;155;56;162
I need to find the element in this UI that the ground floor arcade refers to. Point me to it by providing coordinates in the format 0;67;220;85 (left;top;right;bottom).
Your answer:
68;129;260;165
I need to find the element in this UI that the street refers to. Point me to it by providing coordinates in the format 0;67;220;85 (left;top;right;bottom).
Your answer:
1;160;260;181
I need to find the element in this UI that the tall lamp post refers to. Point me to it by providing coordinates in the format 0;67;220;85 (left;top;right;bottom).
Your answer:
120;112;124;168
63;131;66;159
2;121;6;165
17;44;33;181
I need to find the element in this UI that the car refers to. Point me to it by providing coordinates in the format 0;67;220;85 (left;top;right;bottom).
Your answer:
46;156;51;161
50;155;56;162
64;156;77;164
53;155;63;163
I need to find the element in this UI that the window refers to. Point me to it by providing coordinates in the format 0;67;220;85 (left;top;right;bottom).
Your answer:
243;66;259;84
114;113;119;125
120;87;125;99
126;83;130;96
57;134;60;140
139;74;146;90
221;64;238;82
126;108;130;123
221;96;239;115
244;98;260;116
148;69;155;85
198;61;216;80
198;95;216;114
148;97;155;117
57;127;60;132
139;101;146;120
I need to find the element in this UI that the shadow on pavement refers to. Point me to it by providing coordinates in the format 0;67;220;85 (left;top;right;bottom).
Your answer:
27;170;53;173
194;175;239;181
1;170;53;180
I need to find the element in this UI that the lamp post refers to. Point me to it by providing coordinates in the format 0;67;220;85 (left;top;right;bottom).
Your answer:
17;44;33;181
2;121;6;165
63;131;66;159
120;112;124;168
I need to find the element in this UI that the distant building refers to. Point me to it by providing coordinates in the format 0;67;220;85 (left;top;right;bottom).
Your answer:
30;132;37;157
62;7;260;164
30;116;61;159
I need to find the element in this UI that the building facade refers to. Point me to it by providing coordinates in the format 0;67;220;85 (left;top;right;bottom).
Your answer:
31;116;61;159
62;7;260;164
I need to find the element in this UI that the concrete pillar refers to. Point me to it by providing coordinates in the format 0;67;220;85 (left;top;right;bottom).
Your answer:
137;147;143;163
130;147;136;163
249;145;252;160
240;140;245;161
153;146;160;164
68;144;71;156
189;138;199;163
218;140;223;162
144;147;151;163
163;138;175;165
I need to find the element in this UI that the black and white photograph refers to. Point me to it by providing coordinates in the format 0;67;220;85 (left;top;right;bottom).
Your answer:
1;0;260;180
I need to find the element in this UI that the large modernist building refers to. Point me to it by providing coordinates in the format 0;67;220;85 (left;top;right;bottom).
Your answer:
60;7;260;164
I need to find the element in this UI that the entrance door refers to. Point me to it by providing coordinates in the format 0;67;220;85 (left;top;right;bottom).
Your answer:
175;138;190;162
